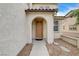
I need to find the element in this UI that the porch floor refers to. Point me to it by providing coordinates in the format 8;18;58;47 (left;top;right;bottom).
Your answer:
30;39;49;56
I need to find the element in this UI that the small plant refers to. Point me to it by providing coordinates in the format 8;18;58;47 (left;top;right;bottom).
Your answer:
71;9;79;25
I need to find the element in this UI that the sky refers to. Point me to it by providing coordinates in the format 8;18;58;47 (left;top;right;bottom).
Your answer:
57;3;79;16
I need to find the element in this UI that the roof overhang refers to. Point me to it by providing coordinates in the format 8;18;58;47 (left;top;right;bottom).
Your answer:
65;9;79;18
54;16;65;20
25;9;58;13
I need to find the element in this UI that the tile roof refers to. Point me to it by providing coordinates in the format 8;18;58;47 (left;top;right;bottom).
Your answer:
25;8;58;12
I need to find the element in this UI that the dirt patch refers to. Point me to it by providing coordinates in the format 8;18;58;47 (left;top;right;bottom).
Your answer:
17;44;33;56
46;39;79;56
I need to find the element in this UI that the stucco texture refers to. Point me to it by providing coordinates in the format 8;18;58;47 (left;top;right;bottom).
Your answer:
0;3;28;55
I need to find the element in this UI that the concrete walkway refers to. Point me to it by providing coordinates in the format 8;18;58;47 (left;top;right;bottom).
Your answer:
30;40;49;56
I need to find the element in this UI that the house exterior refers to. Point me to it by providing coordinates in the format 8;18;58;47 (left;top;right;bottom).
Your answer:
0;3;28;55
61;10;79;48
54;16;64;39
0;3;77;56
62;10;79;33
25;3;58;44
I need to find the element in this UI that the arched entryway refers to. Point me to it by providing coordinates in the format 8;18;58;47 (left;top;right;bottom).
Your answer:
32;17;47;41
27;13;54;44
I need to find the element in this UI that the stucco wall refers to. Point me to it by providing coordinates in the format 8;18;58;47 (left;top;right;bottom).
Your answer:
54;20;63;39
32;3;57;9
32;21;36;40
62;17;78;33
77;25;79;32
43;20;47;39
0;3;28;56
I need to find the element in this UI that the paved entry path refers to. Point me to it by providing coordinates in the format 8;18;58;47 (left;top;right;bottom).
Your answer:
30;40;49;56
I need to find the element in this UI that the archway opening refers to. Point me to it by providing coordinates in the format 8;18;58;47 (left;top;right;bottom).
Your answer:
32;17;47;41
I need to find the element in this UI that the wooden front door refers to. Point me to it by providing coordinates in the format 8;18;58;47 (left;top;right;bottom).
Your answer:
36;20;43;40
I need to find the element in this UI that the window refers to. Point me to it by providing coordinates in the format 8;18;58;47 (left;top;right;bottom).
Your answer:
54;26;58;31
69;25;77;31
54;21;59;31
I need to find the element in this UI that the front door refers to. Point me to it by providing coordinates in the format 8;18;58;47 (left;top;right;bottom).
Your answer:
36;20;43;40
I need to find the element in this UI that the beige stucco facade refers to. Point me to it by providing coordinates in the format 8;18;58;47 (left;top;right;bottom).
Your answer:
27;3;57;9
0;3;59;55
62;17;77;32
61;10;79;48
54;20;62;38
25;3;58;44
62;15;79;33
54;16;64;39
26;12;55;44
0;3;28;55
1;3;79;56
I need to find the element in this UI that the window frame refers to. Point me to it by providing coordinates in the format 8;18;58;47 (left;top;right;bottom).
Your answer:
54;20;59;32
